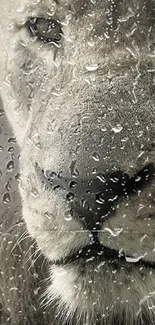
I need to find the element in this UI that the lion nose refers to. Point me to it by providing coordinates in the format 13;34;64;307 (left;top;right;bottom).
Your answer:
42;163;154;231
71;170;129;230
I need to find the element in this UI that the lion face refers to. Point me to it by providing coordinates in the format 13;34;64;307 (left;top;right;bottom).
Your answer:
1;0;155;324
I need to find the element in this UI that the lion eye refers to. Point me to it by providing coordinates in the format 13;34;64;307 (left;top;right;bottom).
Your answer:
27;17;62;43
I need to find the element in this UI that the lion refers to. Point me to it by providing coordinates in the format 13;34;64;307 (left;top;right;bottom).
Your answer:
1;0;155;324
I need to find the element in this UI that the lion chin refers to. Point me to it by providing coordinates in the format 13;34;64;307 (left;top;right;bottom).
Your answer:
1;0;155;324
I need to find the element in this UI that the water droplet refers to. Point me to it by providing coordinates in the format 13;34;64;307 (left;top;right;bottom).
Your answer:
80;199;89;210
96;193;105;204
86;64;99;72
140;234;147;243
15;173;21;181
66;192;74;202
30;187;39;197
44;212;53;219
58;171;63;178
125;254;146;263
137;151;144;158
135;176;141;182
118;8;134;23
101;127;107;132
47;123;53;134
112;125;123;133
69;160;79;177
104;227;123;237
109;176;119;183
108;195;118;202
0;109;4;117
92;152;100;161
69;181;77;189
97;250;104;256
8;146;14;152
0;145;4;152
45;171;57;179
3;192;11;204
97;174;106;183
8;137;16;143
87;41;95;47
99;137;104;145
36;142;42;149
137;131;143;138
72;168;79;177
53;185;61;191
11;153;15;160
64;213;73;221
6;160;14;172
121;137;129;143
5;181;11;191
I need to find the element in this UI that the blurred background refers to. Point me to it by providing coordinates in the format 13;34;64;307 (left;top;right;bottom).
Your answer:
0;96;21;238
0;99;52;325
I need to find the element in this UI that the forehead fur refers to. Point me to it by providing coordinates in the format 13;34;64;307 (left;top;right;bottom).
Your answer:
0;0;154;21
0;0;154;30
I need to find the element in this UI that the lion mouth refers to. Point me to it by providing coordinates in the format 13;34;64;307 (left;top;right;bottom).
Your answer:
54;243;155;269
39;162;155;269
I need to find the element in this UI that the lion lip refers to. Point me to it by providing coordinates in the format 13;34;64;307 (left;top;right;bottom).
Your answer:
53;243;119;265
54;244;155;269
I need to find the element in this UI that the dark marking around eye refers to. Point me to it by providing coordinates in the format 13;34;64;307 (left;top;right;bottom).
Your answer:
27;17;62;43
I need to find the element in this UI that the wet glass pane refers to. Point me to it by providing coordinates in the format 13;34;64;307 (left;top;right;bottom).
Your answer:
0;1;155;324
